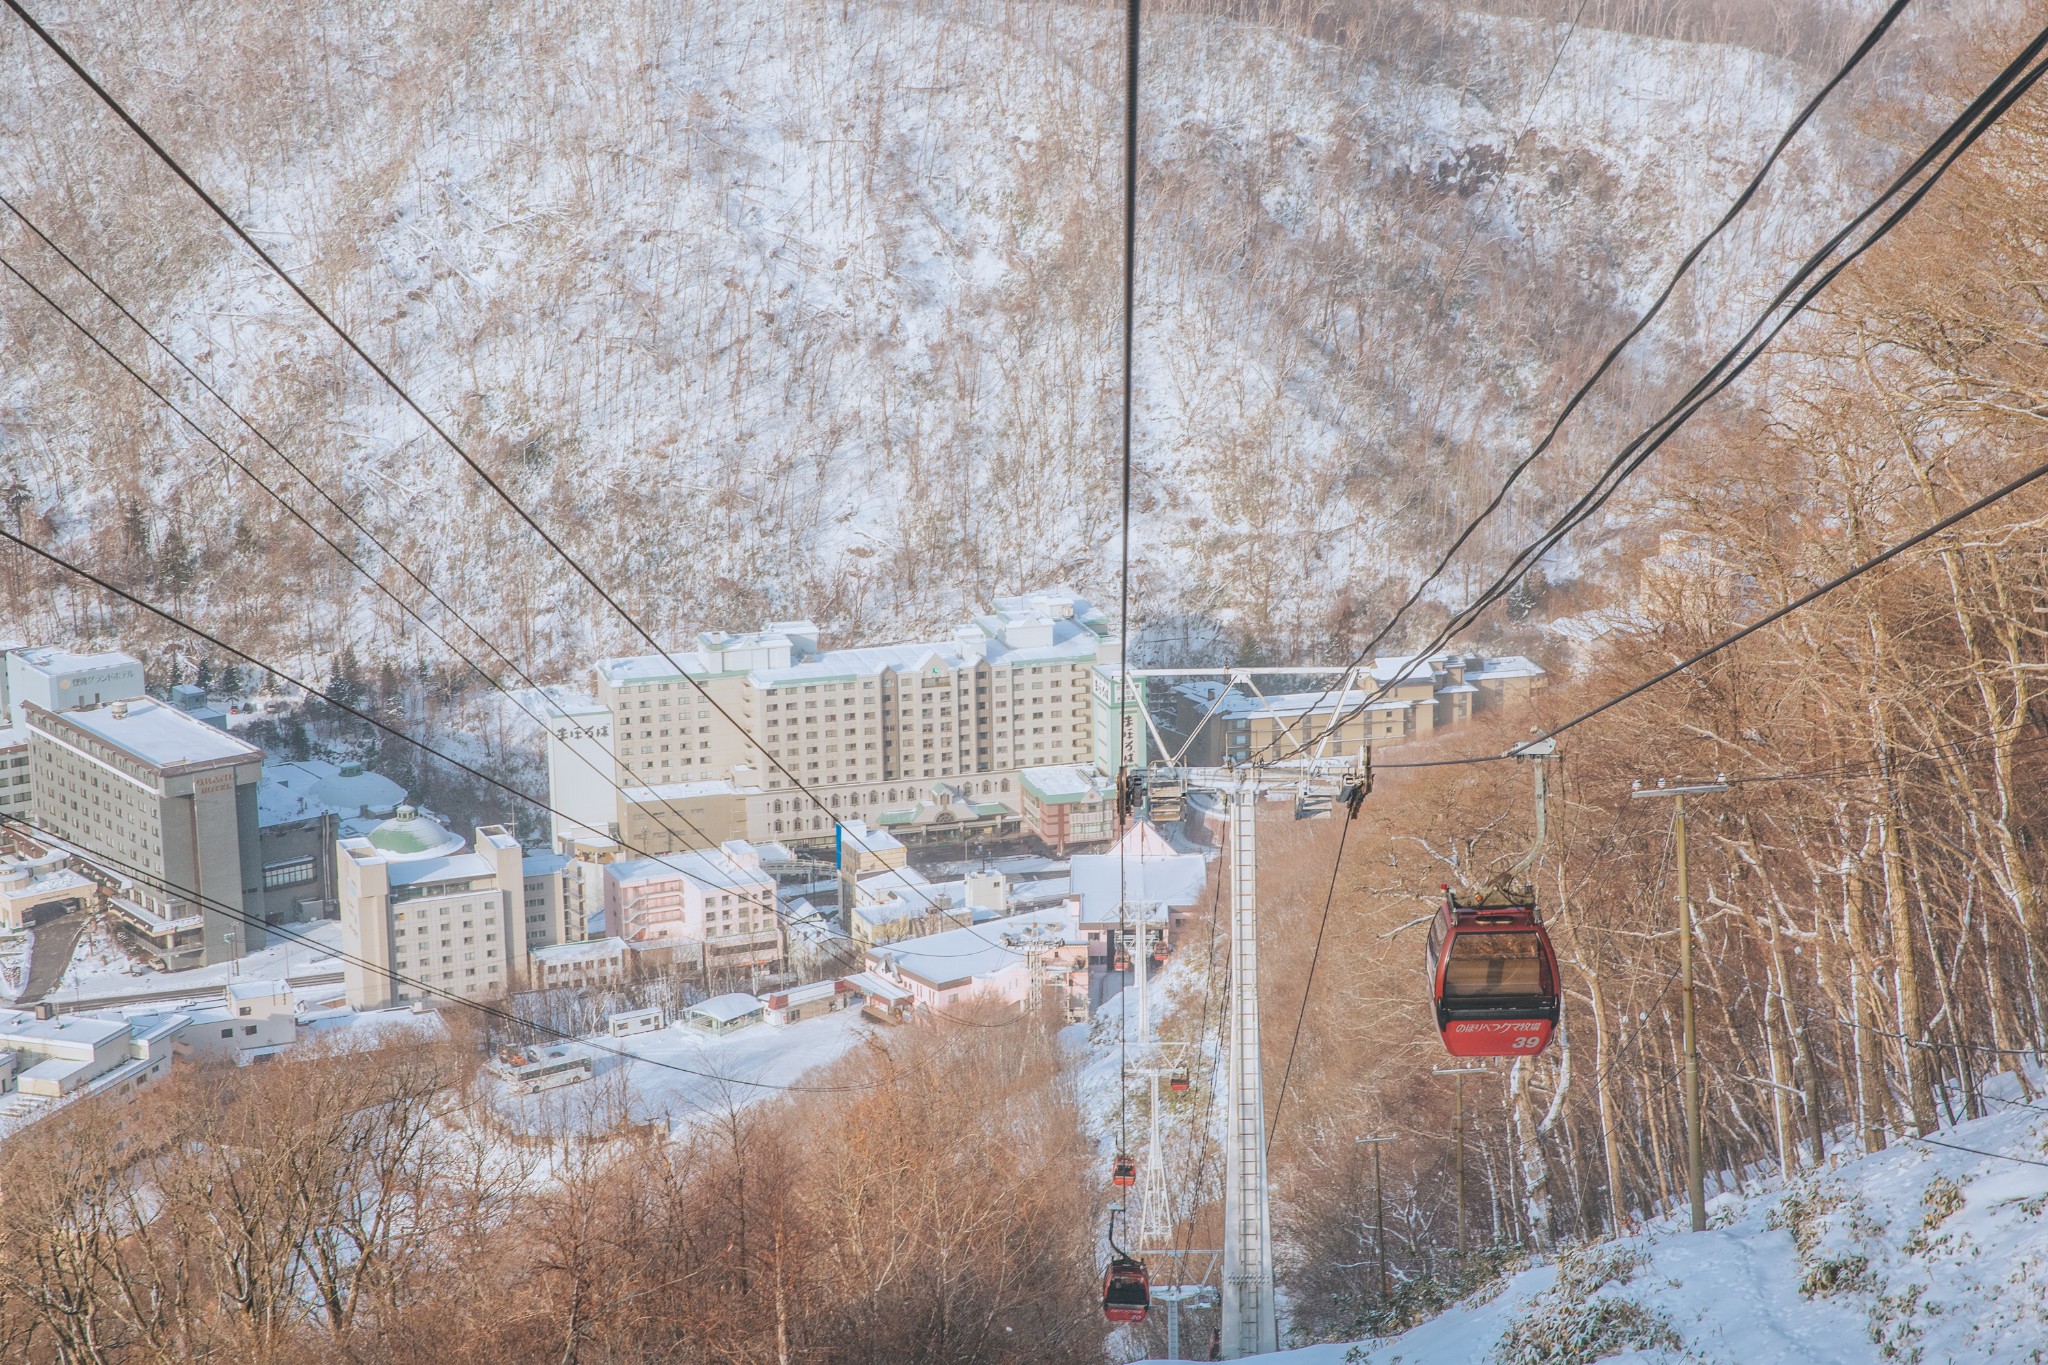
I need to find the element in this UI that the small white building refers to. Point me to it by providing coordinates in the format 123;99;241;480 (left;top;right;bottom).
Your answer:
607;1006;664;1037
529;935;629;992
761;977;847;1025
179;979;298;1061
683;992;764;1033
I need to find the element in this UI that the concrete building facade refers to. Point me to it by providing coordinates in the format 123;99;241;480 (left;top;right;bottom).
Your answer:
337;812;541;1011
545;590;1116;854
603;840;783;975
25;698;265;966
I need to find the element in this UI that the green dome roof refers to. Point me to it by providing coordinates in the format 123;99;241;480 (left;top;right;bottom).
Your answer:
366;805;463;859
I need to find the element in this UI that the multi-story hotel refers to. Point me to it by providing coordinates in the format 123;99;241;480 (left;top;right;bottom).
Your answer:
337;810;565;1010
545;590;1122;853
24;696;266;967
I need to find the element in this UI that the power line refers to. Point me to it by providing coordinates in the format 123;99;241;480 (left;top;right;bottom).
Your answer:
0;236;726;869
1283;20;2048;762
1;0;900;872
1280;0;1912;732
0;813;905;1096
1266;812;1353;1146
0;521;1027;963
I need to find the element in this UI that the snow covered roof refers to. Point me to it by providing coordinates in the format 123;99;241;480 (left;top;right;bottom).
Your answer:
523;851;571;878
9;646;140;680
687;992;765;1024
225;979;289;1001
1021;763;1110;803
0;1008;130;1048
0;724;24;753
45;697;260;770
866;909;1078;990
842;970;912;1004
619;776;760;802
386;853;496;888
531;937;624;967
609;843;773;895
596;590;1108;693
258;758;406;830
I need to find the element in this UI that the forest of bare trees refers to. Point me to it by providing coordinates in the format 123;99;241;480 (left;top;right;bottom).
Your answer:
1239;75;2048;1344
0;1006;1103;1364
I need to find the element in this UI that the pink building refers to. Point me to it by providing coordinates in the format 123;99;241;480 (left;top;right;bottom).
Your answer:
603;840;783;974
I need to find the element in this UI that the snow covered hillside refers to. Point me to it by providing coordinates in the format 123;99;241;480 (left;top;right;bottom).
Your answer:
0;0;1917;676
1168;1070;2048;1364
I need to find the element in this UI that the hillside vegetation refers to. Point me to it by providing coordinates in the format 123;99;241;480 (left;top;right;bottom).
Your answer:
0;0;1946;686
1161;69;2048;1351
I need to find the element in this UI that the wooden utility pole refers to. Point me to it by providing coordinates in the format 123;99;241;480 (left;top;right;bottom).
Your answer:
1631;779;1726;1232
1433;1067;1488;1252
1356;1135;1395;1299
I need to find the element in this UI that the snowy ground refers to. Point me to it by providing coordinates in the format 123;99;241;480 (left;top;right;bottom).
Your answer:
1151;1068;2048;1365
488;1009;876;1137
57;917;344;1002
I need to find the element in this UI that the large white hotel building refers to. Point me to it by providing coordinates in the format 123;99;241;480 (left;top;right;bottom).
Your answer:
542;590;1138;855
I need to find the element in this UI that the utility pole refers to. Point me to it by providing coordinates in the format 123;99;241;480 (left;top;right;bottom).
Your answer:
1220;781;1277;1358
1631;779;1727;1232
1433;1067;1488;1252
1355;1135;1395;1300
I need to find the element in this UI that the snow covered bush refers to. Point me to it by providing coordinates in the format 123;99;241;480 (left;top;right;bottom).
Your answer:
1485;1244;1680;1364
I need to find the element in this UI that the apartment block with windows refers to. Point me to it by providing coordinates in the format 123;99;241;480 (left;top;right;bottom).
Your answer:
548;590;1117;853
603;840;782;974
337;811;539;1011
25;697;265;967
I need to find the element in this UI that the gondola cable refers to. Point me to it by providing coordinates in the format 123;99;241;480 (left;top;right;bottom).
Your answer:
1280;21;2048;762
1278;0;1915;734
0;0;923;877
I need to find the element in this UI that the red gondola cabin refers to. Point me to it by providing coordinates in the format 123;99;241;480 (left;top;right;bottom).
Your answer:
1102;1256;1151;1322
1425;888;1559;1058
1111;1153;1137;1186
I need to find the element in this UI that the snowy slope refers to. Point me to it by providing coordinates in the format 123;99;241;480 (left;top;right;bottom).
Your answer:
1149;1070;2048;1364
0;0;1892;674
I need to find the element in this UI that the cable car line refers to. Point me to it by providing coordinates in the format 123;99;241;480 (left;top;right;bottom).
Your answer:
1109;0;1142;1198
1281;0;1918;735
0;522;1031;965
1266;811;1353;1146
1278;22;2048;763
0;814;922;1096
0;243;732;874
1;0;912;876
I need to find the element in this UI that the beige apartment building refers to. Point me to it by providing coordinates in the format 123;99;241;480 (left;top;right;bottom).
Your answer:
1166;652;1548;766
547;591;1115;854
337;810;568;1011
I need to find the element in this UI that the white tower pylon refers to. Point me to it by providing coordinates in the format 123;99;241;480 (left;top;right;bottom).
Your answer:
1135;927;1172;1246
1221;783;1278;1356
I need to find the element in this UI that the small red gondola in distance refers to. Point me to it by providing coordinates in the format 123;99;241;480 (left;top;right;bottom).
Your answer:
1111;1153;1137;1187
1426;886;1560;1058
